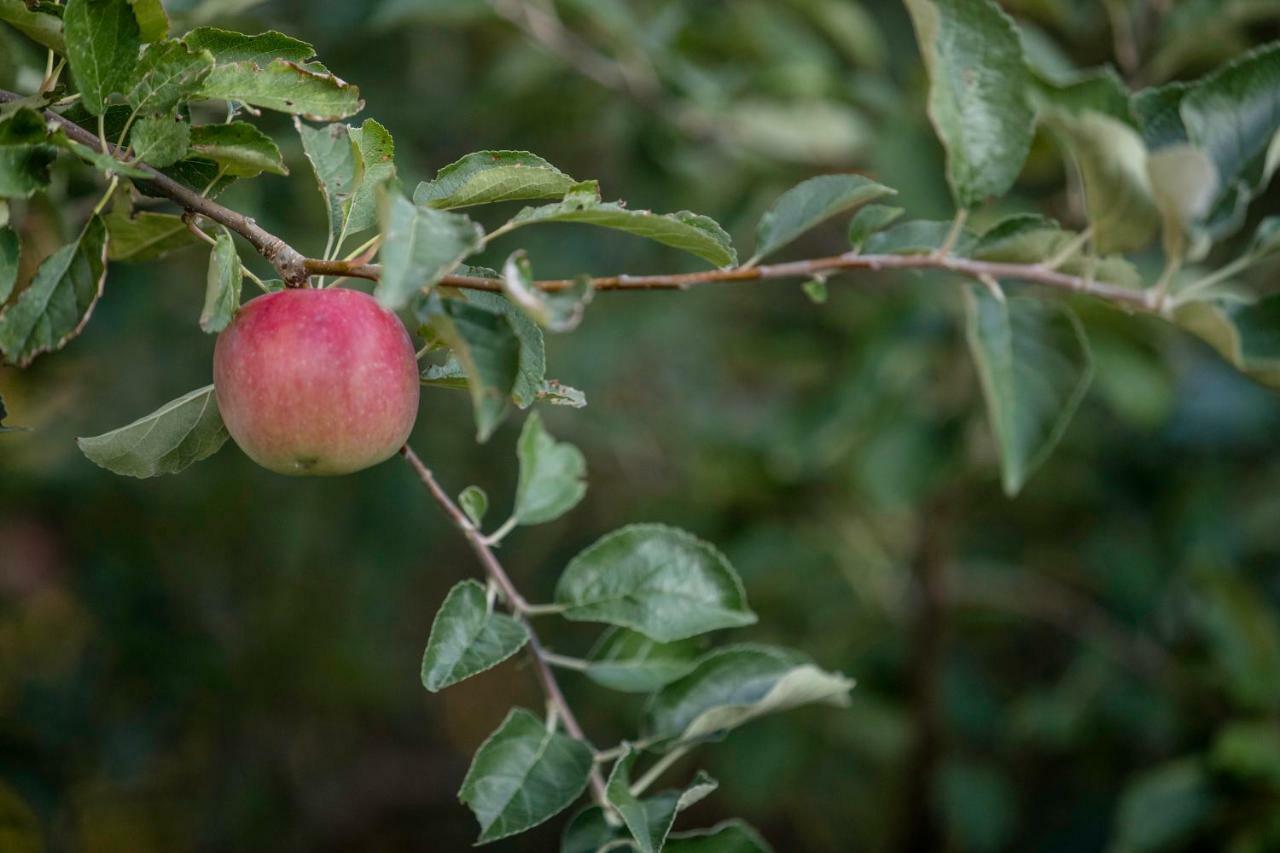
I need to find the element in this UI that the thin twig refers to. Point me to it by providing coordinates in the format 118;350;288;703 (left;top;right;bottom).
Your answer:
399;445;610;807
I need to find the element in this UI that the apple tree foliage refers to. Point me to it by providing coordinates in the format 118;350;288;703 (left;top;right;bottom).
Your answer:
2;0;1280;849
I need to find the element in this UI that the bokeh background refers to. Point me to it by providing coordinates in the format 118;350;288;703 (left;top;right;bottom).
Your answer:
3;1;1280;851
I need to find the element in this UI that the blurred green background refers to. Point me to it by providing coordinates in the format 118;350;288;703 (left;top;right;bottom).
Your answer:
3;1;1280;850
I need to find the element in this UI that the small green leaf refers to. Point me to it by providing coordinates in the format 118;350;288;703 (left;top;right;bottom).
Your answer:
181;27;313;65
459;707;594;843
197;59;363;122
801;279;828;304
606;748;718;853
0;216;107;367
104;208;196;262
972;215;1144;288
0;0;65;52
585;628;700;693
129;114;189;167
128;0;166;42
0;226;19;304
555;524;757;642
507;182;737;267
964;288;1094;496
459;485;488;527
848;204;904;250
560;806;625;853
903;0;1034;207
199;227;240;333
188;122;287;177
665;820;775;853
500;251;592;332
862;220;976;256
376;193;483;310
77;384;229;477
0;108;56;199
644;645;854;743
64;0;141;116
514;410;586;525
420;579;529;692
346;118;395;236
125;39;214;116
751;174;894;262
416;150;577;210
297;118;363;248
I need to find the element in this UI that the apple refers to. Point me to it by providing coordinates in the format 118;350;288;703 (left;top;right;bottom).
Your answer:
213;287;420;476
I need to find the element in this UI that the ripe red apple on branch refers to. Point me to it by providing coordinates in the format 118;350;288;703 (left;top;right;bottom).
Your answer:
213;288;420;476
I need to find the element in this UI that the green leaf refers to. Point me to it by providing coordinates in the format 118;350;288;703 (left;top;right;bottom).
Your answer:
1113;760;1212;853
420;580;529;692
555;524;757;642
125;39;214;115
751;174;894;262
1175;294;1280;390
903;0;1034;207
64;0;141;116
508;182;737;268
199;226;240;333
376;193;483;310
346;118;395;236
297;118;362;248
644;645;854;743
0;108;56;199
513;409;586;525
181;27;313;65
459;485;488;527
76;384;229;477
560;806;625;853
459;707;594;844
1250;216;1280;257
848;204;904;250
964;288;1094;496
971;215;1144;288
537;379;586;408
606;749;718;853
665;820;775;853
127;0;166;43
50;128;150;177
197;59;363;122
104;208;197;261
500;252;592;332
415;150;577;210
0;227;17;304
801;279;827;304
187;122;287;177
862;219;977;256
1147;144;1219;262
1211;721;1280;786
0;216;107;367
0;0;66;53
129;114;189;167
585;628;700;694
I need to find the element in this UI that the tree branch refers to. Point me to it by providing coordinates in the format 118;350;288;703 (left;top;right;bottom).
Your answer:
0;89;310;287
398;445;610;807
1;86;1161;313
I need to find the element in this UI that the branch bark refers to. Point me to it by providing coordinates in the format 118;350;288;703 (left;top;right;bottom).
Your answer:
398;445;610;807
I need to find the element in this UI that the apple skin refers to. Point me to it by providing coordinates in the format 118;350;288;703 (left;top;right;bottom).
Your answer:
213;287;420;476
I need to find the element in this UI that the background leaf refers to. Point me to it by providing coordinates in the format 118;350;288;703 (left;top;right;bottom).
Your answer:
420;580;528;692
964;289;1094;496
459;485;488;527
555;524;756;642
458;707;594;843
77;384;229;477
0;226;18;303
665;820;775;853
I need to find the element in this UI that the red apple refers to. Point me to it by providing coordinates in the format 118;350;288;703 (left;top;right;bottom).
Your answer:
213;287;420;476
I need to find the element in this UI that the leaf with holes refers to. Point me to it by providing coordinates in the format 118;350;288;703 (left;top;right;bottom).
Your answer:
555;524;756;642
459;708;594;843
77;384;229;477
420;580;528;692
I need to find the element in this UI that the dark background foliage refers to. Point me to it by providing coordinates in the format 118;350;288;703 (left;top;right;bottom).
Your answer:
3;1;1280;851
